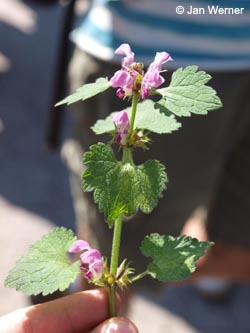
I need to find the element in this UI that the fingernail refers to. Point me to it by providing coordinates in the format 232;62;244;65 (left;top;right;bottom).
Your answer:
99;317;138;333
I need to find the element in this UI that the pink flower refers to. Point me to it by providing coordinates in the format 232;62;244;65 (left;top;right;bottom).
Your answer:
141;70;164;99
68;240;104;281
109;69;133;92
116;88;126;99
109;44;137;98
115;43;135;67
141;52;172;99
148;52;172;72
109;44;172;99
68;240;90;253
112;111;130;145
80;249;104;280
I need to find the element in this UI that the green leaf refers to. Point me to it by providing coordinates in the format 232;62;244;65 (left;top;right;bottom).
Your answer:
133;100;181;134
92;115;115;135
82;143;167;227
5;228;80;296
55;77;111;106
156;66;222;117
141;233;213;282
92;100;181;135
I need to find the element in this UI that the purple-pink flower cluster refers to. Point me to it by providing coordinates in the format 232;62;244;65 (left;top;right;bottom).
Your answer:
109;43;172;99
69;240;104;280
112;110;130;145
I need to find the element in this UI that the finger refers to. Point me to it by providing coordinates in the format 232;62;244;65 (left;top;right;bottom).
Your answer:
91;317;138;333
33;289;111;333
0;289;121;333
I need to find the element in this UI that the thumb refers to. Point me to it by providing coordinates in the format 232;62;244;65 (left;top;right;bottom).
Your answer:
91;317;138;333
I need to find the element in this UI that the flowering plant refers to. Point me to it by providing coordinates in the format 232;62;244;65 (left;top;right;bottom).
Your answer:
5;44;222;317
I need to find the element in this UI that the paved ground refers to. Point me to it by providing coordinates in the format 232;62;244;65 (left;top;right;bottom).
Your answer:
1;2;250;332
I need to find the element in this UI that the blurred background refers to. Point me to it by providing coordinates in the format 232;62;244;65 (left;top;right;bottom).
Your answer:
0;0;75;314
1;1;250;333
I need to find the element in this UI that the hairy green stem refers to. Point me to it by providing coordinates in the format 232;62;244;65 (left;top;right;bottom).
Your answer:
109;100;138;316
109;285;117;318
109;215;123;317
110;215;123;274
122;147;134;165
128;94;139;138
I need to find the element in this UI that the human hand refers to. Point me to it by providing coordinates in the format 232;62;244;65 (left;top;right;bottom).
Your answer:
0;289;138;333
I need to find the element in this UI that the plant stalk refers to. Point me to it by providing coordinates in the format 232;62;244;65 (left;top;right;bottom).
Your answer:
122;147;134;165
109;214;123;317
109;285;117;318
128;94;139;138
